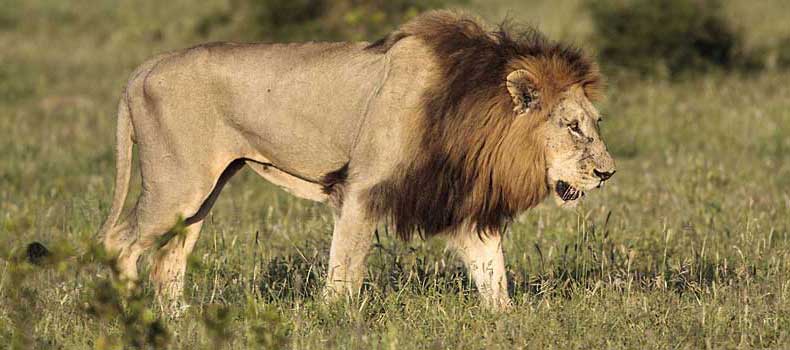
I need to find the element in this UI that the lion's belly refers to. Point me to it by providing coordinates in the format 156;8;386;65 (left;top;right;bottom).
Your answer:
246;161;328;202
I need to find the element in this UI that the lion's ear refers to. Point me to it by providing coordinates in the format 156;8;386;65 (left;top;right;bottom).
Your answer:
506;69;540;114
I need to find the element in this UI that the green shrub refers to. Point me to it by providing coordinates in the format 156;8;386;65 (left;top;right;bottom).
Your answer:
199;0;464;42
589;0;756;76
253;0;464;41
776;37;790;69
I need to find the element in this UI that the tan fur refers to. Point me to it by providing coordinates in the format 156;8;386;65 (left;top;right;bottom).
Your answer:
98;10;614;310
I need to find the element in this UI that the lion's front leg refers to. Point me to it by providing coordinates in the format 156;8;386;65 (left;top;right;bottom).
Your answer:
323;194;376;301
447;228;511;309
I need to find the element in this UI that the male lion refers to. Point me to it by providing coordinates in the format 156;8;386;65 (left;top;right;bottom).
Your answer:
98;10;615;309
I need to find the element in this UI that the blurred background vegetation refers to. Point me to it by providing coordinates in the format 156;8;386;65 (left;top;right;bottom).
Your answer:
2;0;790;348
198;0;459;42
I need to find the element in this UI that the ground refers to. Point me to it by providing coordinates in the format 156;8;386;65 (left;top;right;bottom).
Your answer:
1;0;790;348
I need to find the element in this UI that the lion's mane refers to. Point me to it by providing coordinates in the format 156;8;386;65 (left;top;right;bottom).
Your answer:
365;11;603;239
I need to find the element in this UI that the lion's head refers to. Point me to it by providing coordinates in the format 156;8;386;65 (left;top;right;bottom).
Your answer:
505;59;615;209
366;11;615;238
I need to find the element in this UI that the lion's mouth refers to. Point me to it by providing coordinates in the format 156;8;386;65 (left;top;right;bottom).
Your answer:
555;180;584;201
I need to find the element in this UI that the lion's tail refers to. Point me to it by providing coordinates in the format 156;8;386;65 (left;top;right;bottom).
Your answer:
97;92;135;240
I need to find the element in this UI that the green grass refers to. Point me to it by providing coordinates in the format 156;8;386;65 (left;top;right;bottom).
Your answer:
1;0;790;348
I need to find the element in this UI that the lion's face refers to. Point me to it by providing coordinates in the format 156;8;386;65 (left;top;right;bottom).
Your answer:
505;67;613;208
542;85;615;208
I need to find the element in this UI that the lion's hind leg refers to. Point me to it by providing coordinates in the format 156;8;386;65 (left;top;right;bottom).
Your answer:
147;159;244;309
103;218;137;280
114;158;242;310
149;221;203;312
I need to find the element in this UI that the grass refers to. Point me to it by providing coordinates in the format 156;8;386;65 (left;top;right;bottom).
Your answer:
1;0;790;348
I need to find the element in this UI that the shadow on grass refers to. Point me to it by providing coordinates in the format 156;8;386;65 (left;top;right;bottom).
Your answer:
258;250;326;302
254;231;753;304
255;236;475;303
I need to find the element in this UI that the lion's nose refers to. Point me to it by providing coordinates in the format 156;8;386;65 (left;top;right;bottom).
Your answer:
594;169;615;181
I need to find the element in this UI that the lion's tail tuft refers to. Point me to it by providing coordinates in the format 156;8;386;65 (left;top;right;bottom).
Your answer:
26;241;51;265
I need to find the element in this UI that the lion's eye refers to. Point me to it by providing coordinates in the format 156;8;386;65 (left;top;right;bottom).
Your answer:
568;121;582;135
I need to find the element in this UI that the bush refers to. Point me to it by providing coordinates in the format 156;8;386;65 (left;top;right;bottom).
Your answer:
199;0;464;43
776;37;790;69
589;0;756;77
252;0;464;42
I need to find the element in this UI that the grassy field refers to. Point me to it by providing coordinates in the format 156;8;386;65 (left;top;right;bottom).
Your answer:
2;0;790;348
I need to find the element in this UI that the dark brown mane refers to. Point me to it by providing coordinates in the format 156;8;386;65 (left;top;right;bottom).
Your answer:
364;11;603;239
